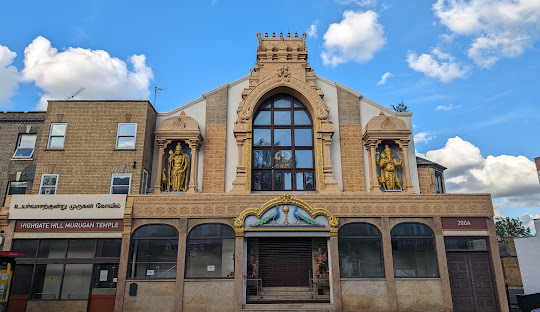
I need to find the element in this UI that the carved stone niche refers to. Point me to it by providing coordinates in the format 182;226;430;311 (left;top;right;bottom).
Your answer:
154;111;202;194
363;111;414;193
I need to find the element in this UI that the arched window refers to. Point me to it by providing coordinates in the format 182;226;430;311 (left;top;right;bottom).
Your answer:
338;223;384;277
185;223;235;278
391;223;439;277
128;224;178;279
252;94;315;191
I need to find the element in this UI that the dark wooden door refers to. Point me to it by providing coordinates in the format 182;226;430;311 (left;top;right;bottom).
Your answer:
258;238;313;287
447;251;497;312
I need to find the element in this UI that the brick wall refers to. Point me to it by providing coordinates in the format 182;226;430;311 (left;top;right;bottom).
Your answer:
32;101;156;195
502;257;523;287
0;112;45;204
336;87;365;192
418;166;435;194
202;88;228;193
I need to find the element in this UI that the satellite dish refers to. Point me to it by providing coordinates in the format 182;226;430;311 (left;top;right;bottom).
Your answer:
22;164;36;181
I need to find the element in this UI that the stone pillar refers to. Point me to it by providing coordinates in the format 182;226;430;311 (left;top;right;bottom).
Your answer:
114;229;131;312
433;217;453;312
2;221;15;251
153;140;168;194
381;217;397;311
233;236;244;310
328;236;342;311
174;219;188;312
187;141;200;194
365;141;381;192
231;126;249;193
321;130;339;193
397;140;414;193
487;217;510;312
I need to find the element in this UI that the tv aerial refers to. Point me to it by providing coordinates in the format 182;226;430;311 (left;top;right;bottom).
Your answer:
66;87;85;100
154;86;167;109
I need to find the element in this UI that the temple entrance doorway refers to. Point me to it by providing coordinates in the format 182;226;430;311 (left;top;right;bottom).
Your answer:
246;237;329;303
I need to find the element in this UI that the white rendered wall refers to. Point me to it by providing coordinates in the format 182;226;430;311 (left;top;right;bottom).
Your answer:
225;76;249;192
151;98;207;192
359;97;420;193
515;219;540;295
316;77;343;191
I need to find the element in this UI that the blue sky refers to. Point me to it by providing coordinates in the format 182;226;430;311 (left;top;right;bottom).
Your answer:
1;0;539;230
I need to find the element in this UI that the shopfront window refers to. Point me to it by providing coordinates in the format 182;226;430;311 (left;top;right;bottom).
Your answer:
338;223;384;277
11;238;121;300
391;223;439;278
185;223;235;278
128;224;179;279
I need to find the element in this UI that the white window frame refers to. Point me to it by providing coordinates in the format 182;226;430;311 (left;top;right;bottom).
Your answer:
47;123;67;149
39;174;59;195
115;123;137;149
13;133;37;158
141;169;149;194
110;173;132;194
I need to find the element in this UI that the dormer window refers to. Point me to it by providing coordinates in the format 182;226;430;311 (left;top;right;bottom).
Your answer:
252;94;315;191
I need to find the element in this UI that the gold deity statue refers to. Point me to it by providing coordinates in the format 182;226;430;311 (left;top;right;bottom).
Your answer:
163;144;190;192
376;144;403;191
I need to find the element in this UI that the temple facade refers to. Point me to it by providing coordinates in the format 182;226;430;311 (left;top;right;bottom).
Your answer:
0;33;507;312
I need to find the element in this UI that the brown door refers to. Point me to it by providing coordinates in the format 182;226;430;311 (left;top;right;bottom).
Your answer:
257;238;314;287
447;251;497;312
88;263;118;312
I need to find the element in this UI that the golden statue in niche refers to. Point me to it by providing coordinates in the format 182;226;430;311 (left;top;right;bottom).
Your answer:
163;144;190;192
376;144;403;191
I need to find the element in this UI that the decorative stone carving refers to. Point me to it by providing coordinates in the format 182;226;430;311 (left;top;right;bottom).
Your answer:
154;112;202;194
232;33;338;193
363;111;413;193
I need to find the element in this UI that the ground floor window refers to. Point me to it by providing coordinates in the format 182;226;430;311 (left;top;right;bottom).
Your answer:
185;223;235;278
391;223;439;277
338;223;384;277
10;238;121;300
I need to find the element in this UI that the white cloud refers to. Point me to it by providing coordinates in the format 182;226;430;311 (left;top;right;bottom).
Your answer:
422;136;540;207
376;72;394;85
321;10;386;67
407;48;469;82
520;213;540;232
435;104;461;111
413;132;433;144
433;0;540;68
0;44;19;106
21;36;153;110
307;20;319;39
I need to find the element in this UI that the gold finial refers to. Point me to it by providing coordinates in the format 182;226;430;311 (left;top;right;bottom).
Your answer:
280;32;283;38
272;32;275;37
295;32;298;37
283;205;289;225
287;31;291;37
265;32;268;37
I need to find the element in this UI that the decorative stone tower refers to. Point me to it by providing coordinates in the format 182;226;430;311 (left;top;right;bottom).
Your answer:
232;32;338;193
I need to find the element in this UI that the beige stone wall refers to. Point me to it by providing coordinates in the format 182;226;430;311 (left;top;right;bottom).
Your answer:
26;300;87;312
395;279;444;311
122;281;175;312
202;88;228;193
418;166;435;194
183;280;235;312
336;87;366;192
341;279;389;312
32;101;155;195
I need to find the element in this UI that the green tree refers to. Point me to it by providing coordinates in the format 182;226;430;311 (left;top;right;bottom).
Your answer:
495;217;531;240
391;100;409;112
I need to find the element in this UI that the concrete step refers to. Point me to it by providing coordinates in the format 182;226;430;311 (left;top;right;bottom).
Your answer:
242;303;333;311
247;294;330;301
262;287;311;293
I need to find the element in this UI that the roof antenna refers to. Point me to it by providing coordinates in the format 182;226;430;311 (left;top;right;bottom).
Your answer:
66;87;85;100
154;86;167;110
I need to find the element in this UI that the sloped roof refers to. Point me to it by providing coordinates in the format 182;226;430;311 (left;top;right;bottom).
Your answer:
416;156;447;171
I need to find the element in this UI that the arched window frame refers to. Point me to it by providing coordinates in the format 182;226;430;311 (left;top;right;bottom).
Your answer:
251;94;316;191
390;222;439;278
185;223;235;279
127;224;179;279
338;222;384;278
